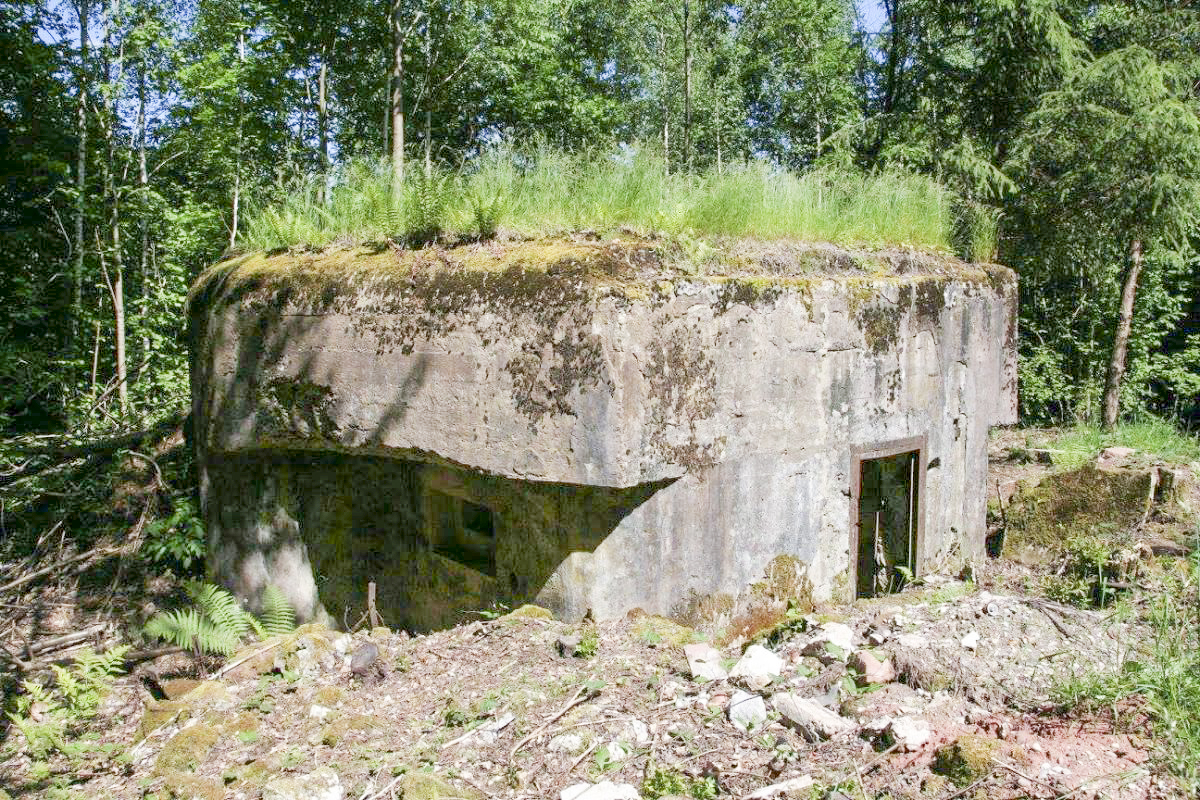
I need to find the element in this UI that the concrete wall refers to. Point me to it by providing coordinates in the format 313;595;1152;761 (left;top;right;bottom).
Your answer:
191;248;1017;627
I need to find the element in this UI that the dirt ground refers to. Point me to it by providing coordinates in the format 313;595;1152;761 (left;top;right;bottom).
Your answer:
0;432;1194;800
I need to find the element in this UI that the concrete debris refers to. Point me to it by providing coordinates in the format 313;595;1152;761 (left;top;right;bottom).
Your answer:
742;775;815;798
729;645;783;690
886;717;931;752
851;650;895;685
262;767;343;800
771;693;855;741
560;781;641;800
728;690;768;732
960;631;980;651
684;642;728;682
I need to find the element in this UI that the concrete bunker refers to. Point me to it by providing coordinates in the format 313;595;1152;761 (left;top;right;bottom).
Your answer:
189;238;1018;629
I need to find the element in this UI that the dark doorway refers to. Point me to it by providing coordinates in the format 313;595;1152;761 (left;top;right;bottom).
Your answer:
855;449;920;598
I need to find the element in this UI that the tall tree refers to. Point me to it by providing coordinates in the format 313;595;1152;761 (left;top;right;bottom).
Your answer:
1010;45;1200;426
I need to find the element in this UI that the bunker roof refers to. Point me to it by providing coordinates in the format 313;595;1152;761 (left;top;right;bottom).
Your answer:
190;235;1009;314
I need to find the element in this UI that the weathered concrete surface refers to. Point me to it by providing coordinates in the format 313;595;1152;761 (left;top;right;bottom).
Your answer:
189;240;1017;628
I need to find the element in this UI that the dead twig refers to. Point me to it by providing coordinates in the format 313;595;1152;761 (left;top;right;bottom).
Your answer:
212;638;287;680
510;682;598;761
0;545;121;594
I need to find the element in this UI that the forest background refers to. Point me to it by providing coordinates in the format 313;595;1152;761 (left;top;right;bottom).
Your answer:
2;0;1200;437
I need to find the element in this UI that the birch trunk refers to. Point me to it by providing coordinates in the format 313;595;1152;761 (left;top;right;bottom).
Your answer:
1102;239;1144;429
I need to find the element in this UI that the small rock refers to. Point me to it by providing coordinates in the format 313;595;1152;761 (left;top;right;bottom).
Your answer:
801;623;856;663
729;645;783;690
556;635;583;657
548;733;585;753
743;775;815;798
475;711;515;744
851;651;895;685
960;631;980;651
602;741;629;761
262;766;343;800
332;634;353;655
896;633;927;649
621;718;651;745
683;642;728;682
349;641;379;677
887;717;931;752
308;704;332;721
728;690;768;732
772;693;854;741
560;780;641;800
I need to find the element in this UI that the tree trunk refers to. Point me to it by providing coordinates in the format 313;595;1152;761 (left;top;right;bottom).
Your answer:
137;62;151;364
389;0;406;186
682;0;692;172
1102;238;1143;430
317;47;329;205
229;23;245;250
423;17;432;180
73;0;89;347
104;0;127;416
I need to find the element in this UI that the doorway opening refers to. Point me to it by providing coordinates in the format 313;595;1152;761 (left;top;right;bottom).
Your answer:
854;447;921;598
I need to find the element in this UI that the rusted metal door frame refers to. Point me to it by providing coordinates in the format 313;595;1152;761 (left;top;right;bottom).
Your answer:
848;435;927;601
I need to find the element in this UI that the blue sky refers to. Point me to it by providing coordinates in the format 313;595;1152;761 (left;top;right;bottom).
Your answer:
856;0;888;34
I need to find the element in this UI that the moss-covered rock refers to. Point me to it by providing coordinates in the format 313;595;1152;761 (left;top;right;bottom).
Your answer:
314;686;347;707
160;679;202;700
153;723;220;775
321;713;382;747
161;773;224;800
632;615;699;646
222;757;278;791
137;699;192;742
932;734;1000;786
502;604;555;621
1003;464;1161;557
399;772;484;800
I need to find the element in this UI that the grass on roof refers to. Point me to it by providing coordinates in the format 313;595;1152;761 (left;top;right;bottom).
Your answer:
239;145;980;256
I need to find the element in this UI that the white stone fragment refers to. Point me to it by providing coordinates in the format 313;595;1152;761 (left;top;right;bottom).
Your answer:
961;631;980;651
560;781;641;800
772;693;855;741
743;775;816;798
728;690;768;732
887;717;931;752
684;643;728;682
729;645;784;690
263;767;343;800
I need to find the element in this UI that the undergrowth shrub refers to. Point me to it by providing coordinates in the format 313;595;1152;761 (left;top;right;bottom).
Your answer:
7;646;129;762
144;581;295;656
141;497;205;574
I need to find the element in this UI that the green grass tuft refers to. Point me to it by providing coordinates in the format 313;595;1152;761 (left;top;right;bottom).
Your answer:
1036;418;1200;471
239;144;958;253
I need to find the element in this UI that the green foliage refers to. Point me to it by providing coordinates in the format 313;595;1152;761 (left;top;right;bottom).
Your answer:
143;581;296;656
141;498;206;573
576;625;600;659
1040;530;1136;607
641;764;718;799
1038;418;1200;471
1051;551;1200;791
8;646;129;761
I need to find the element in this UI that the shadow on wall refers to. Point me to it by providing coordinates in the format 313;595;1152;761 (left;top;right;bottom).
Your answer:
207;450;672;632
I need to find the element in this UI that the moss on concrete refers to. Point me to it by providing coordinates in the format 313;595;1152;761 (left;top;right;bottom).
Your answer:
161;773;224;800
932;734;999;786
153;723;220;775
399;771;484;800
1003;463;1158;556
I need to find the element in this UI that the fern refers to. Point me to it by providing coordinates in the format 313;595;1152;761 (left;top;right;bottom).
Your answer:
259;584;296;635
143;582;297;657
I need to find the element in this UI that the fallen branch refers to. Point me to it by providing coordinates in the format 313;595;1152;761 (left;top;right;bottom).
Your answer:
0;545;122;594
510;682;597;761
